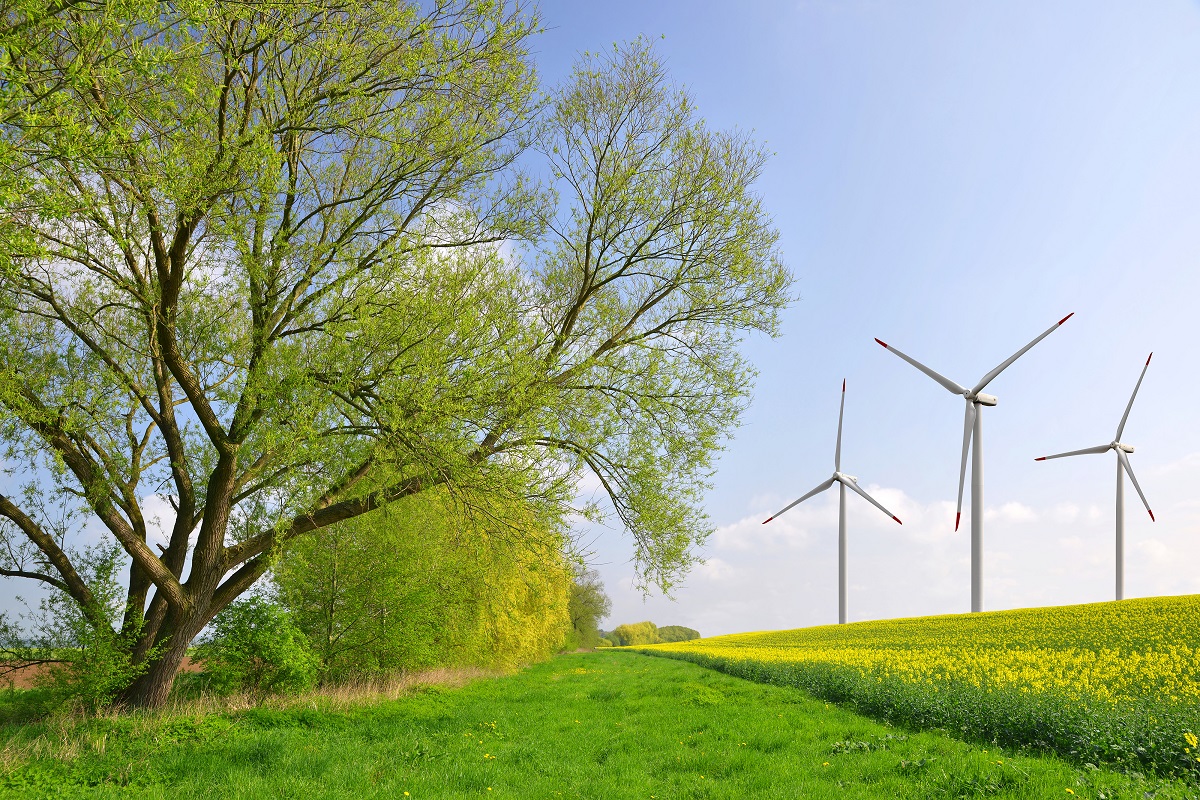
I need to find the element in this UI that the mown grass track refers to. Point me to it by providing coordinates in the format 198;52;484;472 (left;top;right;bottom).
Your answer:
639;595;1200;783
1;651;1196;798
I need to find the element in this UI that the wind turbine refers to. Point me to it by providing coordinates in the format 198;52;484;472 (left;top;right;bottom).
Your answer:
1035;353;1155;601
875;313;1073;613
761;380;901;625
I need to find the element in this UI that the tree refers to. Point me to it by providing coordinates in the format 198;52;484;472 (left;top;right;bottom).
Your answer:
274;490;571;680
0;2;791;709
656;625;699;643
565;567;610;650
610;621;660;647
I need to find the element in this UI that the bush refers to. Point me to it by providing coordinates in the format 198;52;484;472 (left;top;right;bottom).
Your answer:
0;543;154;711
657;625;700;643
194;597;318;700
610;621;660;646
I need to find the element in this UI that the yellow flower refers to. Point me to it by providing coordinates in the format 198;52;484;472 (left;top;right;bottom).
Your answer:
1065;790;1074;795
1185;732;1198;748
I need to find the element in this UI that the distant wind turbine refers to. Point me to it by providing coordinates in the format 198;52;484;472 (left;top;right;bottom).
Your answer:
1036;353;1155;601
761;380;901;625
875;313;1072;613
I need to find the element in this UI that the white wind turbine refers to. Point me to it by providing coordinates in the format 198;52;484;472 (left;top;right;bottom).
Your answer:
1035;353;1155;601
875;313;1073;613
761;380;902;625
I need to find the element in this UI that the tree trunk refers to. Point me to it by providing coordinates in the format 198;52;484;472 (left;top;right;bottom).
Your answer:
118;613;205;709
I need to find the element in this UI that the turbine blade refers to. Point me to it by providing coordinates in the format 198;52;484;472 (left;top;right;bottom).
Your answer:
841;477;903;524
1117;450;1154;521
972;313;1073;395
956;400;976;531
1116;353;1152;441
835;379;846;471
1035;444;1112;461
875;338;966;395
762;477;836;524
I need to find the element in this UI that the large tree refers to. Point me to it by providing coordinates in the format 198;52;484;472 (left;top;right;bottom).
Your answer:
0;0;791;708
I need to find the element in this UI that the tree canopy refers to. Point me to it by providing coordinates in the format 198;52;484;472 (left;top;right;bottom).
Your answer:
0;1;791;707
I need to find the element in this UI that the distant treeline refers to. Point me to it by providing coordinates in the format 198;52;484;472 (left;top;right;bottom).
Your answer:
598;622;700;647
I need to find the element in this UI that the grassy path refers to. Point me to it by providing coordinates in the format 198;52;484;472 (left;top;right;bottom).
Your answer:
2;651;1195;798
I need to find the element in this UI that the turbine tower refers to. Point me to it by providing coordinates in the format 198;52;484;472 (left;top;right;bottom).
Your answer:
762;380;901;624
1035;353;1155;601
875;314;1072;613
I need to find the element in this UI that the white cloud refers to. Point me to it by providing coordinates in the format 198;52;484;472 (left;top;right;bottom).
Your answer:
593;463;1200;637
985;501;1037;524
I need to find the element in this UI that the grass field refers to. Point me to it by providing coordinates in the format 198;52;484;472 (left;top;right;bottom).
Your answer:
1;651;1197;798
639;595;1200;783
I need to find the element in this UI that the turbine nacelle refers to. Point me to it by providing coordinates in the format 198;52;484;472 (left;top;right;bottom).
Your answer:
1034;353;1156;600
877;313;1074;613
834;472;858;484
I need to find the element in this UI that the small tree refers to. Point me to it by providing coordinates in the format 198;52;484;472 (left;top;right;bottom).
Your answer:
193;597;318;701
565;568;611;649
275;491;572;679
610;621;660;647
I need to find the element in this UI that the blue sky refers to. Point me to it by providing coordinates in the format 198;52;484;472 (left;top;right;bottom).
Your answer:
533;1;1200;634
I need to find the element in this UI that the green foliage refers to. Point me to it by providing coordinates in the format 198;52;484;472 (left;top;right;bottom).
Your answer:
529;37;793;591
656;625;700;643
604;622;698;646
275;491;571;680
0;543;153;711
610;621;660;647
565;567;611;649
193;597;318;700
0;2;790;709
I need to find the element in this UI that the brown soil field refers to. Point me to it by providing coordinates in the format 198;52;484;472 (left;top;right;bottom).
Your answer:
0;657;203;690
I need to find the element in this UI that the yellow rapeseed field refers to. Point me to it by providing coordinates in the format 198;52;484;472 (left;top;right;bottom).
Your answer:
644;595;1200;707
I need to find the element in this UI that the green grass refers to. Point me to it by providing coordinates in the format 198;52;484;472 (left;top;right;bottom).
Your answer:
636;596;1200;782
1;651;1196;798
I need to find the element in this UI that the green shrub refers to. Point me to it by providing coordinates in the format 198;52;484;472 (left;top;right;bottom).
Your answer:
0;543;154;711
194;598;318;700
657;625;700;643
610;621;660;646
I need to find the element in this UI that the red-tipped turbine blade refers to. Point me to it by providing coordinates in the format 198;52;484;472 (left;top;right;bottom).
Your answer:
1034;456;1046;461
874;338;888;348
762;517;773;525
1146;352;1153;366
955;512;961;531
973;314;1073;394
1148;510;1155;522
892;516;902;525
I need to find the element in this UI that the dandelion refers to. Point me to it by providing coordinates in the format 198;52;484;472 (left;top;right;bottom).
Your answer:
1185;732;1198;748
1065;790;1074;795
